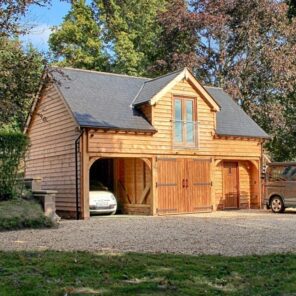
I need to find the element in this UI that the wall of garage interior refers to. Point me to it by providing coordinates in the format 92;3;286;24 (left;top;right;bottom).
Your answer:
114;158;152;215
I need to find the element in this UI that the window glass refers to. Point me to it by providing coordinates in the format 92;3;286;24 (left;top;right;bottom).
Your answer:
285;166;296;181
268;166;292;181
174;99;183;142
175;99;182;120
186;101;193;122
174;122;183;143
186;101;194;143
186;122;194;143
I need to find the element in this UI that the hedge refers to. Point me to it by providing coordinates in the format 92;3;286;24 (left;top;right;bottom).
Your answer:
0;131;29;200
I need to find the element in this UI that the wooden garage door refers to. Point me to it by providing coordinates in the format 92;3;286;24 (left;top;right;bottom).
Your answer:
187;159;212;212
156;158;184;214
157;158;212;214
156;158;178;214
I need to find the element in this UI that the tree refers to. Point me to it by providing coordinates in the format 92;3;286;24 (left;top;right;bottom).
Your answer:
95;0;166;76
49;0;108;71
0;0;50;37
148;0;199;76
287;0;296;18
190;0;296;161
0;38;44;129
45;0;295;161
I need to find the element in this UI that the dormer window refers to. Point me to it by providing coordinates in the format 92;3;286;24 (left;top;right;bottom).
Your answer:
173;96;197;147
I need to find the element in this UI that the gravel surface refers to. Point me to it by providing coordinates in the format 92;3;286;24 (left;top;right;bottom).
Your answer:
1;210;296;256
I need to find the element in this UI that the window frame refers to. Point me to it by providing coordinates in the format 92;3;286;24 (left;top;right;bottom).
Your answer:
172;95;197;148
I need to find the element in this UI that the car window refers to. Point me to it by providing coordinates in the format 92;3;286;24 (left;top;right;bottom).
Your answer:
267;165;296;182
268;166;289;181
288;166;296;181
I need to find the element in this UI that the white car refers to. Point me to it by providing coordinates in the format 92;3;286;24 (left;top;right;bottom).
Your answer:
89;190;117;215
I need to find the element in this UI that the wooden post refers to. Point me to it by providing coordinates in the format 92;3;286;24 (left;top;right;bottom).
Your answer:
257;159;262;209
81;130;90;219
151;156;158;215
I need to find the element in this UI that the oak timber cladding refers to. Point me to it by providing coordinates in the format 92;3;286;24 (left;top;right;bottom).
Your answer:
25;84;80;213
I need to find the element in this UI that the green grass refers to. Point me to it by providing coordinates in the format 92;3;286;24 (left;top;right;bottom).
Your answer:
0;199;53;231
0;251;295;295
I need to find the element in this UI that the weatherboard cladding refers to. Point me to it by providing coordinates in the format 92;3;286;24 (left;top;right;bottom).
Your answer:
52;67;269;138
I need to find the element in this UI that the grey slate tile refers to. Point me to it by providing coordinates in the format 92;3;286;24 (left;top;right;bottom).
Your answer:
206;87;269;138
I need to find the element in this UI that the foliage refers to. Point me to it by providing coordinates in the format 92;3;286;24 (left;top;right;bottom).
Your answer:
0;199;53;230
0;251;296;295
148;0;199;76
0;131;29;200
287;0;296;18
49;0;166;75
190;0;296;161
47;0;296;160
0;0;51;37
93;0;166;76
49;0;108;71
267;91;296;161
0;37;45;129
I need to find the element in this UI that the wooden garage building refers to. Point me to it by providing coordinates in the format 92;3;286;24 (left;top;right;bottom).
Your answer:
25;67;269;218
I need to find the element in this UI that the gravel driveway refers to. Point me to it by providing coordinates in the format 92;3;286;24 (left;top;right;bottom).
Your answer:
1;210;296;256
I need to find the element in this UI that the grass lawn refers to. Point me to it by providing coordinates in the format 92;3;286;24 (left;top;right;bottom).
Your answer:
0;251;296;295
0;199;53;231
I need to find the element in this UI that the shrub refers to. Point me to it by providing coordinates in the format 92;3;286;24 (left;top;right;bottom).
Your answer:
0;199;54;231
0;131;29;200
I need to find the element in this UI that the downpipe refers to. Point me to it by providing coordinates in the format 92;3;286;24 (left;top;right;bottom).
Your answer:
75;128;85;220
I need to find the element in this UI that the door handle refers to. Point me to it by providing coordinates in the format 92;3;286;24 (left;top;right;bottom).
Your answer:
182;179;185;188
186;179;189;188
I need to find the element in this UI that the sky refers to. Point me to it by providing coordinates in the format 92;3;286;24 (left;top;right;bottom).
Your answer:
20;0;71;52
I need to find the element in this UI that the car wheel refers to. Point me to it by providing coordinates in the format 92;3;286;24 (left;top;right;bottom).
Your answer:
110;211;116;215
270;196;285;213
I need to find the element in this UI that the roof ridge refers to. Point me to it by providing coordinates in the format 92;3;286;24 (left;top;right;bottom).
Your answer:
204;85;223;89
50;66;150;80
143;68;185;84
130;81;146;107
132;68;186;106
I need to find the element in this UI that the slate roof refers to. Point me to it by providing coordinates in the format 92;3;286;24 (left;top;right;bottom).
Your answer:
205;87;269;138
133;69;184;106
52;68;155;132
51;67;269;138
